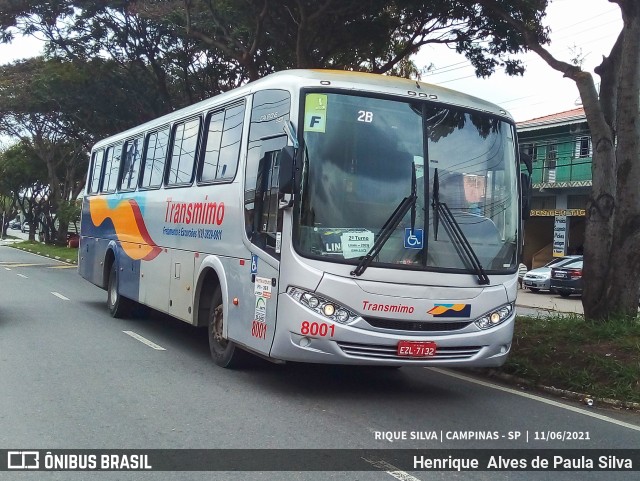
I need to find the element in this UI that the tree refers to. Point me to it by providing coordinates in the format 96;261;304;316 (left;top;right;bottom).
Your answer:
446;0;637;321
132;0;513;81
0;59;93;243
3;1;522;86
1;0;246;103
0;142;49;241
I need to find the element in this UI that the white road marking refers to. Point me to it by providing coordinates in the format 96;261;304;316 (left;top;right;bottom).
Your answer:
51;292;70;301
4;267;11;270
362;458;421;481
428;368;640;432
123;330;166;351
16;273;28;278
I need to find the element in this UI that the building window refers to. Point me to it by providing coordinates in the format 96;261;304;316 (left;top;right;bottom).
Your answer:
531;196;556;210
575;136;592;158
546;143;557;164
544;143;557;182
521;143;538;162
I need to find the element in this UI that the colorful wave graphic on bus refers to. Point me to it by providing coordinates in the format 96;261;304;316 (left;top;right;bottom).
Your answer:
428;304;471;318
88;197;162;261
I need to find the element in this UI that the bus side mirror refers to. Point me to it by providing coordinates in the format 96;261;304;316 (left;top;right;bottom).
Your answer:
277;146;296;195
521;172;532;219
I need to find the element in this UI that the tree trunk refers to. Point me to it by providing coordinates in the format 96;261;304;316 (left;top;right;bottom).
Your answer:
582;3;640;320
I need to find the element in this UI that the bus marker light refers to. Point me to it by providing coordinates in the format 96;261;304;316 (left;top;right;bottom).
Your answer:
233;298;239;306
336;309;349;323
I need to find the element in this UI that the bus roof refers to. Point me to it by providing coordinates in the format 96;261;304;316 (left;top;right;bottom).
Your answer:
92;69;512;150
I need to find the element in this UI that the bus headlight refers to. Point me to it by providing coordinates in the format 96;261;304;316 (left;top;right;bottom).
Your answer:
287;287;359;325
474;302;514;330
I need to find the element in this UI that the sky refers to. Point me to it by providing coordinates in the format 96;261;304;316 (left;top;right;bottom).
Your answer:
415;0;622;122
0;0;623;125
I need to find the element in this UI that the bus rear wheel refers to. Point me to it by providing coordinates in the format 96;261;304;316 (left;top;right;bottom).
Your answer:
107;262;132;318
208;288;247;368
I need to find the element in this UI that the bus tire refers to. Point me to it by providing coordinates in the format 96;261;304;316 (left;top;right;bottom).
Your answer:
107;262;132;318
208;287;247;368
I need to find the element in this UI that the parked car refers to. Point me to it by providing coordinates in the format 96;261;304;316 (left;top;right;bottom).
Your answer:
8;219;21;229
550;259;584;297
21;222;30;233
522;255;582;292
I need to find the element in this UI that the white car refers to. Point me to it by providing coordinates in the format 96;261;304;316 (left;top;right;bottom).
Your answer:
522;256;582;292
21;222;30;233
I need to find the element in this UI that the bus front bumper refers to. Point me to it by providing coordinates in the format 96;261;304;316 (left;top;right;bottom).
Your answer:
269;295;514;367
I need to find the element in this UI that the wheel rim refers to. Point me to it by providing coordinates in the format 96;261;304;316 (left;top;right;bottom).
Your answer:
109;273;118;307
211;304;227;350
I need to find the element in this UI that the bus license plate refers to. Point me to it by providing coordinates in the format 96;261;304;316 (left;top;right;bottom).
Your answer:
397;341;437;358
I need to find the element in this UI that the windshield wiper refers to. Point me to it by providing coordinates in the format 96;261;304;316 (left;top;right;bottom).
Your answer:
351;162;417;277
431;168;490;285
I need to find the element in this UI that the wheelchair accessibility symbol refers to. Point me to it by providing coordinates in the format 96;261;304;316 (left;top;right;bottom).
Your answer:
404;228;424;249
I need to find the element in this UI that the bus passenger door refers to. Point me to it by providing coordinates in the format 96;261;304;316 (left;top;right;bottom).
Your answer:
237;136;288;354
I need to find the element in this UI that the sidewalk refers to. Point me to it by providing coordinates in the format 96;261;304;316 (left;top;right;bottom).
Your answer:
0;237;22;246
516;288;583;314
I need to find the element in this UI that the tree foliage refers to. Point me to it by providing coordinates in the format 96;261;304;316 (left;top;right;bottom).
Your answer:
0;141;49;240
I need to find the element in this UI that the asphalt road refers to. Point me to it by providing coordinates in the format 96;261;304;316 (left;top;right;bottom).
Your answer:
1;246;639;481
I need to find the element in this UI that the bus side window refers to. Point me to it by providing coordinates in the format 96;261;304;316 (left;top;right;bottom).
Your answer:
89;149;104;194
217;103;245;181
199;111;224;182
141;128;170;188
245;89;291;246
120;137;142;191
167;117;200;186
102;143;123;193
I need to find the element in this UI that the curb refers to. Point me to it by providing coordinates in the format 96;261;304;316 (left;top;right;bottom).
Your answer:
477;368;640;412
516;303;583;315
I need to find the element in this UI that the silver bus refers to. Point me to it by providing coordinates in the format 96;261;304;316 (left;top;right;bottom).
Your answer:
79;69;526;368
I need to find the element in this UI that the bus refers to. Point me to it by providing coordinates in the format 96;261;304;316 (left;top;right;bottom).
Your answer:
79;69;530;368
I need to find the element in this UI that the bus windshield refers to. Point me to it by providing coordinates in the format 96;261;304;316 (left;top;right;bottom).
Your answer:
295;92;519;274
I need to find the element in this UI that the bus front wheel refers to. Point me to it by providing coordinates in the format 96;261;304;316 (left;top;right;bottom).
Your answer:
208;288;247;368
107;263;132;318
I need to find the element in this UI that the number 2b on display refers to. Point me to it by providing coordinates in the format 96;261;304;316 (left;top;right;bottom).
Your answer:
357;111;373;123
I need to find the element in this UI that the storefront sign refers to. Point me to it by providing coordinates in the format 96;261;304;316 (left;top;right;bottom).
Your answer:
530;209;585;217
552;215;569;257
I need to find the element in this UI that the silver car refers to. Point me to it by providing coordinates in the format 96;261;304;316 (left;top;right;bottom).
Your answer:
522;255;582;292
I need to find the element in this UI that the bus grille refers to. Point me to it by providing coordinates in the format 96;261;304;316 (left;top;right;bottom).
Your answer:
336;342;482;361
363;318;472;332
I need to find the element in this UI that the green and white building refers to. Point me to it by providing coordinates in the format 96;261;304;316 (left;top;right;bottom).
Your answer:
518;108;591;268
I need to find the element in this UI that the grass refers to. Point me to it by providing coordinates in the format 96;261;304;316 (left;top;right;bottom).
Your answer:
500;313;640;404
12;240;78;263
